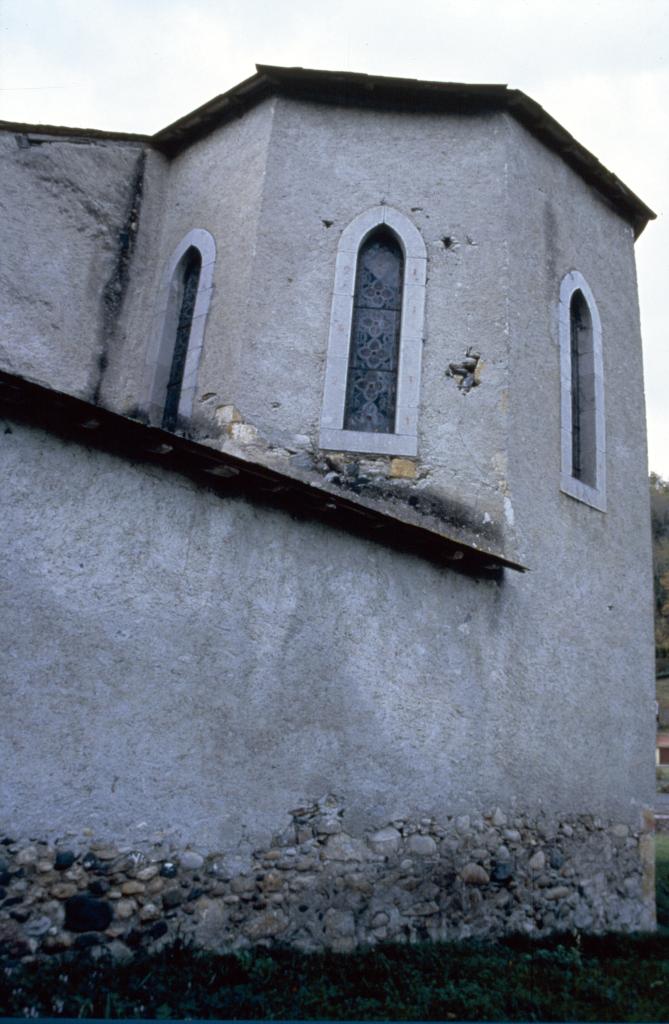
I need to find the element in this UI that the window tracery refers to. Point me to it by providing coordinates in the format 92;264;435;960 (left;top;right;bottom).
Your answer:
320;206;427;457
162;247;202;431
142;228;216;430
344;230;403;433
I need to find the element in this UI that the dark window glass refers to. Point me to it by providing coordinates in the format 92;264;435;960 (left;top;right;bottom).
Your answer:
162;247;201;431
344;230;403;433
570;290;596;485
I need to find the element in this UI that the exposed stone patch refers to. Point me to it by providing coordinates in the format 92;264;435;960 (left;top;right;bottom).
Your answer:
0;799;655;962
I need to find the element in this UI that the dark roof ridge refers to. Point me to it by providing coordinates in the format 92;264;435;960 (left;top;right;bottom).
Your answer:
257;62;509;94
152;64;656;236
1;64;656;235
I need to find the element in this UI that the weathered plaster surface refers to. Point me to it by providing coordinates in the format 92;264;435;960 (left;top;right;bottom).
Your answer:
0;104;543;560
0;419;653;851
108;99;278;423
503;114;655;787
0;88;656;946
0;131;145;399
231;100;512;522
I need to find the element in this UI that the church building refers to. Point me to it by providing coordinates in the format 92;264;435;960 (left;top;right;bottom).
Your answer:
0;65;658;954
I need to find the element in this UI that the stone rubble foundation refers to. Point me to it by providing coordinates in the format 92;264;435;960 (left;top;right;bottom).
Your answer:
0;798;655;961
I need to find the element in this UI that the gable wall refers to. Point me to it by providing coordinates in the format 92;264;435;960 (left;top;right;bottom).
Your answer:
232;97;512;527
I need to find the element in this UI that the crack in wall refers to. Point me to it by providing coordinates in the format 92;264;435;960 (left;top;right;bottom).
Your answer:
93;149;146;404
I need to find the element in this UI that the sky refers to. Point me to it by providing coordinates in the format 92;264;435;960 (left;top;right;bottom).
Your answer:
0;0;666;475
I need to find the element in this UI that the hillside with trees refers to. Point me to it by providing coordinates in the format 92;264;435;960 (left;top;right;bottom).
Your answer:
651;472;669;683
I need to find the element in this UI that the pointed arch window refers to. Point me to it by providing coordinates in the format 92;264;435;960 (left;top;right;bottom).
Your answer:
320;206;427;456
142;228;216;430
569;289;595;485
344;229;403;433
162;247;202;431
559;271;606;510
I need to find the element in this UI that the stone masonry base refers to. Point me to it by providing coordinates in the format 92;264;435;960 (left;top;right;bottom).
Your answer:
0;798;655;961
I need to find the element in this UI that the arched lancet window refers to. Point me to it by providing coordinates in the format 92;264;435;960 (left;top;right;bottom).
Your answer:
142;228;216;430
320;206;427;457
569;289;595;486
162;247;202;431
344;229;403;434
559;271;605;510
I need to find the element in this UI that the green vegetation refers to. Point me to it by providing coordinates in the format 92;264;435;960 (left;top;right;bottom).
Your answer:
658;675;669;714
652;473;669;792
656;765;669;793
2;929;669;1020
651;472;669;679
657;833;669;929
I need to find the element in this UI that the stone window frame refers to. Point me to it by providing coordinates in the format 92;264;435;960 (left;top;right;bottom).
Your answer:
558;270;606;511
319;206;427;456
142;228;216;427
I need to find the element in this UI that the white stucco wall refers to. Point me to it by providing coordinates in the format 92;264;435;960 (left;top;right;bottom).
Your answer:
0;93;655;860
503;116;655;790
0;130;145;399
229;98;512;521
103;99;278;421
0;417;654;850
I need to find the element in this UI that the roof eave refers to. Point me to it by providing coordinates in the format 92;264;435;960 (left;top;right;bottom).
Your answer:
153;65;655;237
0;371;526;576
0;64;655;236
151;71;272;156
504;90;655;238
0;119;150;145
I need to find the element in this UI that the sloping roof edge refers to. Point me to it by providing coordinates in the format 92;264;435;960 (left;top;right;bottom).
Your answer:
0;371;526;576
0;119;151;144
0;65;655;236
153;64;656;238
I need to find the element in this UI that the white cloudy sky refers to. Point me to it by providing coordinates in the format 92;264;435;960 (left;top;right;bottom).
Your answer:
0;0;666;475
